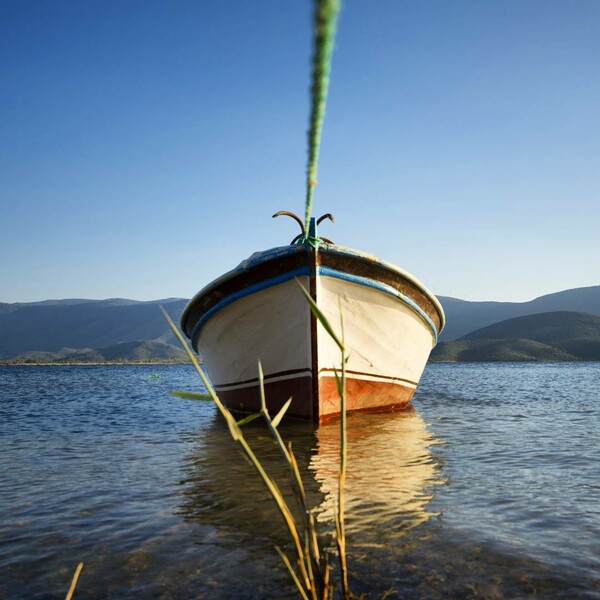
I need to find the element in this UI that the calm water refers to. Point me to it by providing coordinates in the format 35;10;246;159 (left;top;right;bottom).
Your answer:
1;363;599;599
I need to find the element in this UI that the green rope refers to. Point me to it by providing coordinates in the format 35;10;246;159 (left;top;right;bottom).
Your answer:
304;0;341;232
303;235;321;249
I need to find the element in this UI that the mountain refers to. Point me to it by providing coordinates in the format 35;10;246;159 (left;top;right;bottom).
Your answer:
431;311;600;362
5;341;188;364
431;339;578;362
463;311;600;343
438;285;600;340
3;347;94;362
57;341;188;363
1;286;598;362
0;298;187;359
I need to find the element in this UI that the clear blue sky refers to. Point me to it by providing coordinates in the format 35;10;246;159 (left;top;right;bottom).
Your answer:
1;0;598;303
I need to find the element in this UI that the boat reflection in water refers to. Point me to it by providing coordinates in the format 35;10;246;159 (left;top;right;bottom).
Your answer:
177;415;319;549
178;409;443;550
310;410;443;541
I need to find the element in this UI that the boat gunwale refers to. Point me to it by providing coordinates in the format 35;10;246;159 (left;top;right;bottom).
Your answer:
180;244;306;336
181;243;446;342
322;244;446;331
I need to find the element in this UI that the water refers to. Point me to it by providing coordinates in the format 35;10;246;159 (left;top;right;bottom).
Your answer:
1;363;599;599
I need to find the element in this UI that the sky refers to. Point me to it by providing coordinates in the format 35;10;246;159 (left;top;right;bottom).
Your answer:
1;0;598;303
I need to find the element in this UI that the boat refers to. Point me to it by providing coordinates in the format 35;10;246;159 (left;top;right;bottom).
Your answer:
180;212;445;423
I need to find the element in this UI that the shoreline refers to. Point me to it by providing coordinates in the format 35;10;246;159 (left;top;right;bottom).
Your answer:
2;359;594;366
0;361;192;366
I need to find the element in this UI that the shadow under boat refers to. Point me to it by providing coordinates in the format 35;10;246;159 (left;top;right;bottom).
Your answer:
176;409;444;547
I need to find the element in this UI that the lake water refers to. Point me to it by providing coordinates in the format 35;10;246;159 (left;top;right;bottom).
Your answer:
1;363;599;599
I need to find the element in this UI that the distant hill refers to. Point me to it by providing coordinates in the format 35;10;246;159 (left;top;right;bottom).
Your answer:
3;347;94;362
5;341;188;364
431;338;578;362
0;298;187;359
1;286;598;363
431;311;600;362
439;285;600;340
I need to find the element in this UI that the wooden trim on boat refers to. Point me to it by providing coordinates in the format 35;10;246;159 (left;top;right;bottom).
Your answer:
181;248;309;338
319;249;443;332
182;245;444;344
215;373;417;423
319;367;418;387
212;366;418;394
214;367;313;390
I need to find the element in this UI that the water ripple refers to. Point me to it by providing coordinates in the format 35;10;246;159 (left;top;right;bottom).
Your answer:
1;363;599;598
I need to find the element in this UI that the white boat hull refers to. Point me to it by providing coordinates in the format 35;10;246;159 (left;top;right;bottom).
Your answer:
181;244;444;422
316;273;434;418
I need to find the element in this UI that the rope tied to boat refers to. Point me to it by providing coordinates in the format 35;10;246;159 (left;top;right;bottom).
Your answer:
304;0;341;233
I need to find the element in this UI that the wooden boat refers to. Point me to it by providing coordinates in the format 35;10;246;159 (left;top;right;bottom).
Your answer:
181;213;445;423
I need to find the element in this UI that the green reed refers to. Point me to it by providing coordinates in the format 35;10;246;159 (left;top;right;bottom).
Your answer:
65;562;83;600
161;280;358;599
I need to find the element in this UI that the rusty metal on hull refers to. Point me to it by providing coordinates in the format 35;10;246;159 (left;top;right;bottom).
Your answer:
214;375;416;424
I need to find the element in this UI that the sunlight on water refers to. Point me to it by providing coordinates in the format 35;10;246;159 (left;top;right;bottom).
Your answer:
311;411;443;539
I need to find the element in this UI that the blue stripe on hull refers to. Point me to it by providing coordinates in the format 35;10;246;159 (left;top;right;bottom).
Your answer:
317;267;438;343
190;266;310;348
191;265;439;348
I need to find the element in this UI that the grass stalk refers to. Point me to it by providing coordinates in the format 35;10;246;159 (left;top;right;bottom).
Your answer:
163;282;356;598
65;562;83;600
295;282;353;598
276;546;311;600
161;307;311;591
337;296;350;597
338;352;349;598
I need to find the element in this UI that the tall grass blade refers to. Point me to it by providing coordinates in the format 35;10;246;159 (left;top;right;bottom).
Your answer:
160;306;220;405
295;279;344;352
272;397;293;428
333;368;343;396
162;294;358;597
322;555;330;600
236;413;262;426
258;360;267;412
308;510;321;565
170;391;212;401
65;562;83;600
276;547;310;600
161;306;311;590
302;533;317;597
288;442;309;510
